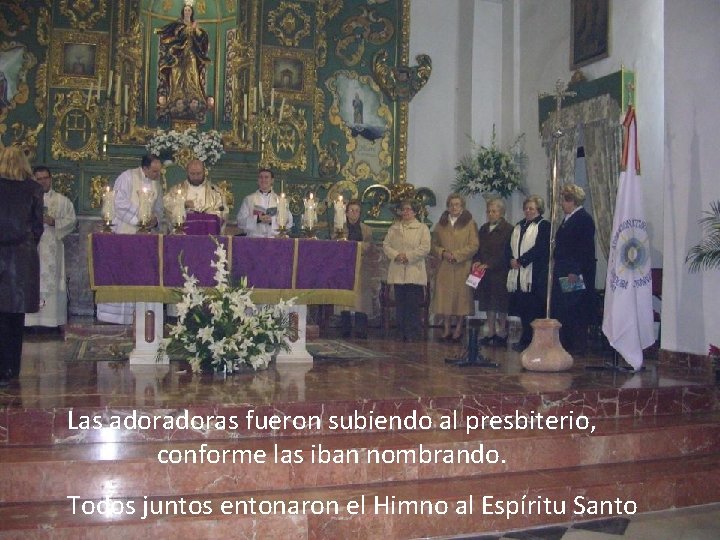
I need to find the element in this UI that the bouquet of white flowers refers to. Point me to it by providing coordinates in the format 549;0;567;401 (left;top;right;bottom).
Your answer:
453;130;524;199
162;241;295;373
146;128;225;166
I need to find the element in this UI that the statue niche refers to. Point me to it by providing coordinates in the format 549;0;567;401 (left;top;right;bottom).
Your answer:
155;2;212;123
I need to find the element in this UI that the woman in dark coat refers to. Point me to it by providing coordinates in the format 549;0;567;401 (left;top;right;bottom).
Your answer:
0;146;44;384
506;195;550;352
472;198;514;346
553;183;596;354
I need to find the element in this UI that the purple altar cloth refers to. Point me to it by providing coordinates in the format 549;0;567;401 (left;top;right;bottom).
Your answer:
183;213;221;236
232;237;294;289
163;235;229;287
89;234;360;304
91;234;160;286
296;239;357;290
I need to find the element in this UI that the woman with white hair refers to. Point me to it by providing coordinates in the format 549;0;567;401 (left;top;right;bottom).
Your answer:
472;198;514;346
553;183;596;354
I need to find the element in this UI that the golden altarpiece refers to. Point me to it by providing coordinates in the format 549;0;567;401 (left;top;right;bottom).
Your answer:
1;0;433;227
0;0;433;317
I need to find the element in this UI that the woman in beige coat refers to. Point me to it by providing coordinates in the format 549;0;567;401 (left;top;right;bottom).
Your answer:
383;199;431;341
431;194;479;341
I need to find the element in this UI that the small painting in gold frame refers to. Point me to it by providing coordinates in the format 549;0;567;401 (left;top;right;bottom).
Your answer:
261;47;315;103
49;29;109;88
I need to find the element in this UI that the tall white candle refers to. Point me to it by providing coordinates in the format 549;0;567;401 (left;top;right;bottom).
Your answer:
139;187;150;224
107;69;113;95
115;73;121;105
101;186;114;221
259;83;265;109
334;195;345;230
124;84;129;114
243;93;248;120
175;188;186;225
304;193;316;229
277;193;288;227
270;88;275;114
279;97;286;121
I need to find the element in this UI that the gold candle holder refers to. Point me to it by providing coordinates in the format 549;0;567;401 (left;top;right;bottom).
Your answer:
277;225;289;238
303;227;317;239
137;219;152;234
334;228;347;241
172;222;186;235
101;218;113;233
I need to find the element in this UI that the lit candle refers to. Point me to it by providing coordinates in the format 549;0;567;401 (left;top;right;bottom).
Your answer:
175;187;186;225
107;69;113;95
101;186;114;221
277;193;288;227
124;84;129;114
258;83;264;110
138;187;150;224
304;193;316;229
270;88;275;114
279;97;286;121
334;195;345;230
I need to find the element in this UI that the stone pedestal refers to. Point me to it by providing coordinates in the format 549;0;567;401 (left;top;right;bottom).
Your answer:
521;318;573;372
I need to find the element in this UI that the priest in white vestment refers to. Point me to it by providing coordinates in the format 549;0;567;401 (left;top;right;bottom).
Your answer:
96;155;164;324
236;168;292;237
164;159;227;224
25;166;76;329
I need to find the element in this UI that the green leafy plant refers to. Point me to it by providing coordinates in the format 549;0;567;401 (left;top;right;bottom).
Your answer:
686;200;720;272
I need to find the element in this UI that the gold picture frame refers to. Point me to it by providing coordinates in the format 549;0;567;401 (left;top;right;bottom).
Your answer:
261;46;315;103
49;29;109;88
571;0;609;69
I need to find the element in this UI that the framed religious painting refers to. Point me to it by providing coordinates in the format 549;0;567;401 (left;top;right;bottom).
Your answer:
261;47;316;103
49;29;109;88
570;0;609;69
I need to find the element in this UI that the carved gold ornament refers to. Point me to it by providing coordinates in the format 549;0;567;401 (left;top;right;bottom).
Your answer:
37;7;51;46
314;0;342;68
52;172;76;201
10;122;44;162
336;7;394;66
215;180;235;212
267;1;311;48
263;103;308;172
59;0;107;30
0;1;29;38
49;29;109;90
372;50;431;101
51;90;100;161
90;175;110;209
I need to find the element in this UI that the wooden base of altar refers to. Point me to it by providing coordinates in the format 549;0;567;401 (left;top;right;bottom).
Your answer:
520;318;573;372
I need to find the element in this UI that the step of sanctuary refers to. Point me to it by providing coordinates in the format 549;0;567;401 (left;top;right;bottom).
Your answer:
1;449;719;538
1;373;717;446
1;412;720;505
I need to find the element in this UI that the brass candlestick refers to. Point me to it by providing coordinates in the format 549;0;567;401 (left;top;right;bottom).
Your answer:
303;227;317;239
101;218;113;233
276;224;289;238
172;222;185;235
137;219;152;234
334;228;347;240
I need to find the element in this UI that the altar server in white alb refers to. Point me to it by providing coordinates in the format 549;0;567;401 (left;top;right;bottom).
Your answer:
24;166;76;329
96;155;163;324
164;158;227;222
236;168;292;237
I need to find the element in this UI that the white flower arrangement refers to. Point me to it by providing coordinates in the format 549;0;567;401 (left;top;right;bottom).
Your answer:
453;129;524;198
146;128;225;166
161;241;295;373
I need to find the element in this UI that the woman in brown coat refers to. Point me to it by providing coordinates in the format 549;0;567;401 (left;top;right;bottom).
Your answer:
0;146;44;385
431;194;479;341
472;198;514;346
